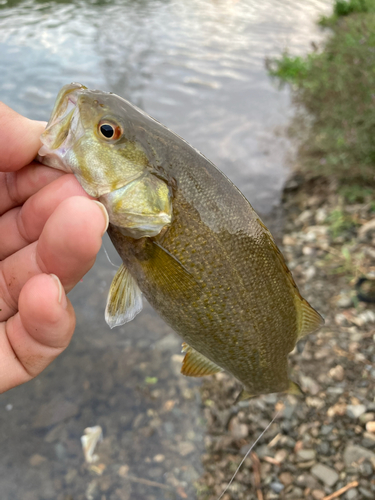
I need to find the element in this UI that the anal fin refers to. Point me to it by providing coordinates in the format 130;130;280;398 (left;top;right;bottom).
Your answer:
105;263;143;328
181;343;223;377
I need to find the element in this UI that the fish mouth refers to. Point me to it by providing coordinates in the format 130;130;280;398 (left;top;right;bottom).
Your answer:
37;83;87;172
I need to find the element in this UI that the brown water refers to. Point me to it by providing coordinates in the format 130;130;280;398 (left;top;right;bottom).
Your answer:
0;0;332;498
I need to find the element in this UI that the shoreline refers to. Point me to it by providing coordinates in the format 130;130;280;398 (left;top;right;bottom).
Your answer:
197;174;375;500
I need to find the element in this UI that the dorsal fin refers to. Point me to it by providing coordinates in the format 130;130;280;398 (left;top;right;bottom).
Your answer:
181;343;223;377
299;298;324;338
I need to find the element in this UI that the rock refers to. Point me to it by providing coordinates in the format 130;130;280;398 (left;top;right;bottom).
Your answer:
312;490;325;500
365;421;375;433
359;413;375;424
299;375;320;396
345;488;358;500
283;235;297;246
279;472;294;486
358;218;375;241
228;417;248;440
346;404;367;419
358;487;373;499
304;266;316;281
29;454;47;467
32;398;79;429
289;487;304;499
153;454;165;463
320;424;333;436
327;402;347;417
329;365;344;381
270;481;284;494
177;441;195;456
311;463;339;487
295;473;320;489
336;294;353;308
343;444;375;468
296;449;316;461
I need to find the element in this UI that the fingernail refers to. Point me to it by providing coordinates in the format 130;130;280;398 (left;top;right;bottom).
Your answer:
50;274;67;309
93;201;109;235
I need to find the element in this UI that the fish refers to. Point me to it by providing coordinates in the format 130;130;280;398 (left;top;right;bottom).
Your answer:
37;83;324;398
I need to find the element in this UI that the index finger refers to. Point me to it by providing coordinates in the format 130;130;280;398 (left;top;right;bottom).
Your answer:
0;102;46;172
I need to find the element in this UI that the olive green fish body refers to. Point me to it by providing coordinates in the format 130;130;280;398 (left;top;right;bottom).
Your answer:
38;83;324;397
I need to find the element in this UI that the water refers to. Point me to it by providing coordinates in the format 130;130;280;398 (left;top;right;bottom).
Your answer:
0;0;332;498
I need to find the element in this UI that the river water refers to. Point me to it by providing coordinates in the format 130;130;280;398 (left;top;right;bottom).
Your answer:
0;1;331;499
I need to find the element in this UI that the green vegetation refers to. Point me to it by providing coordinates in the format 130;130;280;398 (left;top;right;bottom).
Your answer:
326;208;358;238
269;0;375;186
320;0;375;25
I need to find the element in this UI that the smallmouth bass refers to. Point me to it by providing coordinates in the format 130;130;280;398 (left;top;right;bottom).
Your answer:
37;83;324;398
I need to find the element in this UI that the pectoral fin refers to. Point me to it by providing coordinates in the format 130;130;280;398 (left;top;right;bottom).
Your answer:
143;242;199;298
105;264;143;328
181;343;223;377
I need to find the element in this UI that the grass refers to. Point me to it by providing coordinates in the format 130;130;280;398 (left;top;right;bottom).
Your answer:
268;0;375;186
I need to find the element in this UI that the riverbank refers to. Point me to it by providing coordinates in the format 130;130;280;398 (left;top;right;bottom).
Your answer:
197;176;375;500
197;1;375;498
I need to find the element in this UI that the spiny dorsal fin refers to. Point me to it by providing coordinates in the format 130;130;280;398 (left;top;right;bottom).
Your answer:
105;263;143;329
181;343;223;377
299;298;324;338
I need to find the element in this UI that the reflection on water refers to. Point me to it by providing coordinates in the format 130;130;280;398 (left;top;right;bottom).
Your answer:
0;0;332;499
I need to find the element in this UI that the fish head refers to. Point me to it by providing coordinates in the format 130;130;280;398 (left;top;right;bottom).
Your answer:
38;83;151;198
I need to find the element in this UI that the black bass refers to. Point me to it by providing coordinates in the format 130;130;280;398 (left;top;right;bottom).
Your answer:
37;83;324;398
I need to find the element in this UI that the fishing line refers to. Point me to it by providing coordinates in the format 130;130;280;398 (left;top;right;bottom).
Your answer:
216;408;281;500
103;243;118;268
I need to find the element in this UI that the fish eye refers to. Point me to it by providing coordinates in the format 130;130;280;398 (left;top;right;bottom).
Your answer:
98;120;122;140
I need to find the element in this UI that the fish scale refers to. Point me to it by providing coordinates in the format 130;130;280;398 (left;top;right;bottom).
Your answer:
38;83;324;398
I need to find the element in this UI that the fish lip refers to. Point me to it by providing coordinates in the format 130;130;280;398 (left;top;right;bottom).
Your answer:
37;84;86;171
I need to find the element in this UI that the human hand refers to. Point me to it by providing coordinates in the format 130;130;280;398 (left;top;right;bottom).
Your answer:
0;103;108;393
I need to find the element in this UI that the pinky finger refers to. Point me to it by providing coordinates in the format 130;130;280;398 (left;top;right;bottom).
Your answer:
0;274;75;393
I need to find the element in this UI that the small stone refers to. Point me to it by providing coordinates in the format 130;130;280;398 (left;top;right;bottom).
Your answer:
32;398;79;429
306;397;325;410
345;489;358;500
358;487;373;499
296;449;316;461
279;472;294;486
365;421;375;433
177;441;195;456
153;454;165;463
295;473;320;489
299;375;320;396
228;417;248;440
346;404;367;419
311;463;339;487
118;465;129;477
304;266;316;281
312;490;325;500
359;413;375;424
29;454;47;467
327;403;347;417
343;444;375;467
336;294;353;308
274;449;288;463
289;487;304;499
329;365;344;381
270;481;284;494
283;235;297;246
